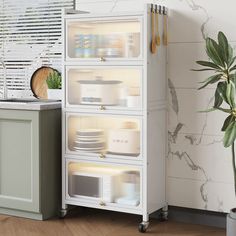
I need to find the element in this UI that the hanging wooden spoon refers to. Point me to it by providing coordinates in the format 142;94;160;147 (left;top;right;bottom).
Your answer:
163;8;168;46
151;7;156;54
155;7;161;46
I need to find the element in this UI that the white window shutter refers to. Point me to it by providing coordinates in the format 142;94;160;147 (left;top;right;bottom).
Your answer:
0;0;73;97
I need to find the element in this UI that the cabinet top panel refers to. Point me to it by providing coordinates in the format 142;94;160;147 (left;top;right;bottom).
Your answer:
63;4;168;20
63;11;144;20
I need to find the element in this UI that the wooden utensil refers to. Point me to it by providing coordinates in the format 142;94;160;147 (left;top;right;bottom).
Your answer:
30;66;57;99
155;8;161;46
151;7;156;54
163;13;168;46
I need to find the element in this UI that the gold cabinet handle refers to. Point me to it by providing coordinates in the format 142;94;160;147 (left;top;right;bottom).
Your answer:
100;57;106;62
99;201;106;206
99;105;106;110
99;154;106;159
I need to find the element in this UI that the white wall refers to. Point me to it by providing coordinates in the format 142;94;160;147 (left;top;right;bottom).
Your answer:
76;0;236;213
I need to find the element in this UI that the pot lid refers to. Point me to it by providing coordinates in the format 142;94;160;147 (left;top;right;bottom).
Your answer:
78;80;122;85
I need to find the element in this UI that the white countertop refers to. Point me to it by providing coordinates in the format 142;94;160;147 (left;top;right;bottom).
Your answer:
0;99;61;111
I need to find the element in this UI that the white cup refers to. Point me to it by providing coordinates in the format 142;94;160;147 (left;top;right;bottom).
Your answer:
123;183;137;199
119;86;128;106
127;95;140;107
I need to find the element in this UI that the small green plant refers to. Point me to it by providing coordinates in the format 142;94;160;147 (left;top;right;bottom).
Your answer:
46;71;62;89
194;31;236;196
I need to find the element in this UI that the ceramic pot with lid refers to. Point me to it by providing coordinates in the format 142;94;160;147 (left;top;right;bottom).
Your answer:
107;121;140;155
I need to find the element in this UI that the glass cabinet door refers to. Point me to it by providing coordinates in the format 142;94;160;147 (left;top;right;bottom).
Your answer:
66;17;142;60
66;114;142;159
66;66;142;110
66;160;141;208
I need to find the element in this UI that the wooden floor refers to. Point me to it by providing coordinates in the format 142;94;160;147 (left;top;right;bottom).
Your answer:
0;208;226;236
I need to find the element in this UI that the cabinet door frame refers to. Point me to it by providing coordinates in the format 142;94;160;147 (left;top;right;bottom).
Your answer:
64;15;144;63
64;65;144;113
65;158;143;214
65;112;144;162
0;110;40;213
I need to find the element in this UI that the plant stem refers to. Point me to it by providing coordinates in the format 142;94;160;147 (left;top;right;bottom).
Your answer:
226;70;230;84
232;142;236;197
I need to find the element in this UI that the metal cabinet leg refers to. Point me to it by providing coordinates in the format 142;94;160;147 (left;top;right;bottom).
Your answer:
59;204;68;219
139;214;149;233
160;203;168;221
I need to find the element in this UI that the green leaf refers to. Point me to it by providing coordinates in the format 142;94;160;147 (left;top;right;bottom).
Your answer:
217;81;228;103
218;31;229;63
206;38;225;67
214;84;223;108
46;71;62;89
223;121;236;147
199;74;222;84
233;73;236;87
198;108;217;113
230;64;236;72
191;68;215;72
198;74;222;90
228;74;236;84
229;74;235;79
228;55;236;68
216;107;232;113
196;60;222;70
228;45;234;65
226;81;235;108
222;115;235;131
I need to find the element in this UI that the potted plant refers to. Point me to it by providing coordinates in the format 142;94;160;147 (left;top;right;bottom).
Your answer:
194;31;236;236
46;70;62;100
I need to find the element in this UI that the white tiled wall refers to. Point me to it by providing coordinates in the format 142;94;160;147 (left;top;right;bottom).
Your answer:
75;0;236;213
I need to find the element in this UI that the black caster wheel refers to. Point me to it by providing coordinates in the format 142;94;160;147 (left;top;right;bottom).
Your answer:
160;211;168;221
59;209;67;219
138;222;149;233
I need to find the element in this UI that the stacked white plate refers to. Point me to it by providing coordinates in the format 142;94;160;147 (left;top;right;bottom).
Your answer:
73;129;105;153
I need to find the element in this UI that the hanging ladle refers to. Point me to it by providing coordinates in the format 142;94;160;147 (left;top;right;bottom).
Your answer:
151;5;156;54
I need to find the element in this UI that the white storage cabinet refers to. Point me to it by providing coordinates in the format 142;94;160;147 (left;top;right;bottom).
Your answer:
61;4;168;233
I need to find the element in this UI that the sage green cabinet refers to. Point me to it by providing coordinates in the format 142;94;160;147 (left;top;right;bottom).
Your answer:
0;108;61;220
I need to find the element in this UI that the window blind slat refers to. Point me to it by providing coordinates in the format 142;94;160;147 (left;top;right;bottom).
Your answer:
0;0;73;93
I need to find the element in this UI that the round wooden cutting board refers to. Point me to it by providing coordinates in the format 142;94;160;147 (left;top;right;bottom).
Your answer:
30;66;56;99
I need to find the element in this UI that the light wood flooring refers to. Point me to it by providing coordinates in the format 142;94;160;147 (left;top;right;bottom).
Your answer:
0;208;226;236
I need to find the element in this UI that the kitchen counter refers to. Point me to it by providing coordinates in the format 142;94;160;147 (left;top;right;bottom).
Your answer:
0;104;61;220
0;99;61;111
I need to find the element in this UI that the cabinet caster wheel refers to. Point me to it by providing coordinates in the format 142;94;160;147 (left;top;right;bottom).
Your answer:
138;222;149;233
59;209;68;219
160;210;168;221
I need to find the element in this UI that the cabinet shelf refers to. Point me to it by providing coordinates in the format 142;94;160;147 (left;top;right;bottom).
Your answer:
66;113;143;159
65;159;142;210
65;198;142;215
65;66;143;111
66;17;142;61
